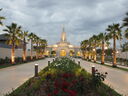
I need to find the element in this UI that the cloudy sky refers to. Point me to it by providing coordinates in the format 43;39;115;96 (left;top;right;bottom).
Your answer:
0;0;128;46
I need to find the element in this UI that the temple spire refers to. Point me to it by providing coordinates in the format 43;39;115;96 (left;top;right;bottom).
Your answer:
62;24;65;32
61;25;67;42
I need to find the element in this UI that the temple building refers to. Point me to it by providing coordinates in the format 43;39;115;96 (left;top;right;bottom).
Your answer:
45;27;81;57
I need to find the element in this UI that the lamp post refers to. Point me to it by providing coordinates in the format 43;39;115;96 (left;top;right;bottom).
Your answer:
116;51;119;65
48;61;50;66
78;61;80;65
92;65;95;76
34;64;38;77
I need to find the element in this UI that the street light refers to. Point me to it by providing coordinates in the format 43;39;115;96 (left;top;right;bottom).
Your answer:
116;51;119;54
92;65;95;76
78;61;80;65
105;46;108;50
93;49;95;51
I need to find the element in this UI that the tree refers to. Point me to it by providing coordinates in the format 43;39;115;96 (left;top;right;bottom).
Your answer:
51;50;56;57
0;8;5;26
124;28;128;39
98;33;105;64
123;29;128;52
98;33;110;64
39;39;47;57
123;12;128;28
81;40;88;59
87;37;93;60
121;42;128;52
20;31;28;61
69;50;75;56
106;23;122;67
3;23;22;64
90;35;100;62
28;32;36;60
34;36;40;59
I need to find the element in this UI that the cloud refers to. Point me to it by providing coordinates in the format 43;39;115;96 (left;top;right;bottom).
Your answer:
0;0;128;46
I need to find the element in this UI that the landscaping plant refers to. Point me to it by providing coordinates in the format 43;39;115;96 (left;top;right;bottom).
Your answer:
5;57;121;96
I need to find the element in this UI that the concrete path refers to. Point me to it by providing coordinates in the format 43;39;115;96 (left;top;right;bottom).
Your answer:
0;58;128;96
75;58;128;96
96;61;128;70
0;58;53;96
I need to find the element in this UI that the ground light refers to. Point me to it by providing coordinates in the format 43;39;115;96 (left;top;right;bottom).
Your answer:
34;64;38;77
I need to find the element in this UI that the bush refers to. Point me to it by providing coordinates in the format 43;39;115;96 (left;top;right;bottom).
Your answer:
0;56;45;68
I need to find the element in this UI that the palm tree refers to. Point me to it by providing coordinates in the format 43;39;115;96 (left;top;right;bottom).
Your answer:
34;35;40;59
3;23;22;64
106;23;122;67
81;40;88;59
124;28;128;39
28;32;35;60
0;8;5;26
20;31;28;61
40;39;47;54
87;37;93;60
98;33;110;64
69;50;75;56
123;12;128;28
98;33;105;64
91;35;100;62
38;39;47;57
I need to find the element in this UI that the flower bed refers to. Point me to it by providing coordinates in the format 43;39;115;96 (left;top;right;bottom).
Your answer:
5;57;121;96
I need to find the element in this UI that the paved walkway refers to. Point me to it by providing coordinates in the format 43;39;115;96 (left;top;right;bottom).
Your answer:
75;58;128;96
96;61;128;70
0;58;52;96
0;58;128;96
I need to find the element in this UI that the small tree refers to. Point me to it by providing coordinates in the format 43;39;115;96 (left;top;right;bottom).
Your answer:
51;50;56;57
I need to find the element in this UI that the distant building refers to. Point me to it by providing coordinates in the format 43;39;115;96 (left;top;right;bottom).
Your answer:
0;34;11;48
45;27;81;57
0;34;36;59
0;33;23;49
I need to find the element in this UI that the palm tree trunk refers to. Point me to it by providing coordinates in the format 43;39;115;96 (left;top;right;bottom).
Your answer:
85;51;87;59
36;43;39;59
36;51;38;59
88;52;91;60
94;48;97;63
82;51;85;59
23;43;26;61
113;35;117;67
101;41;105;64
30;39;33;60
11;44;15;64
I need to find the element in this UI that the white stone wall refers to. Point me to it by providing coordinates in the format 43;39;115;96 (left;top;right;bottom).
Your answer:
0;48;36;59
117;52;128;59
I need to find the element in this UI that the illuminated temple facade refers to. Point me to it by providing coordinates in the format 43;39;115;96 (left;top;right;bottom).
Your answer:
45;27;81;57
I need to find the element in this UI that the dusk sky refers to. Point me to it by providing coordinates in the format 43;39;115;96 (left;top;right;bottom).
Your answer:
0;0;128;45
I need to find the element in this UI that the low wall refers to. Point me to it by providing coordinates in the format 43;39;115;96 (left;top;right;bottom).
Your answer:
0;48;36;59
116;52;128;59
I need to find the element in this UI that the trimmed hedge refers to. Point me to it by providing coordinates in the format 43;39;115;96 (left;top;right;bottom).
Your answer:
0;56;45;69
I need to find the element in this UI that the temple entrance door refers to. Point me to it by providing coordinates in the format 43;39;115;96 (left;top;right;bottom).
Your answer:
60;50;66;56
